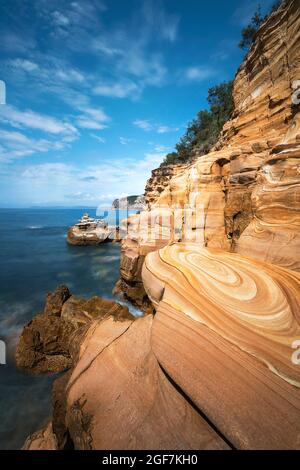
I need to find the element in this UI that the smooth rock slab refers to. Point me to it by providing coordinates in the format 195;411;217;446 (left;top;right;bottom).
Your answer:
65;315;229;450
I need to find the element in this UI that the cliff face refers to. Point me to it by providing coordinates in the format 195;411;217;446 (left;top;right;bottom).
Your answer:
23;1;300;451
144;163;188;208
118;0;300;309
112;195;146;210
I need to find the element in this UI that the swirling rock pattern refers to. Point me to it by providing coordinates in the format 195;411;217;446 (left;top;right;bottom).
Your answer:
143;243;300;387
118;1;300;308
143;243;300;448
235;148;300;270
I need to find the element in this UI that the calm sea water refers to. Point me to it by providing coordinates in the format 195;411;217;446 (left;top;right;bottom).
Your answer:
0;208;138;450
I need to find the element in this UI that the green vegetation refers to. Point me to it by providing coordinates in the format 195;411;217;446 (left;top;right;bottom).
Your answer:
160;81;233;167
238;5;264;51
239;1;285;51
159;1;285;168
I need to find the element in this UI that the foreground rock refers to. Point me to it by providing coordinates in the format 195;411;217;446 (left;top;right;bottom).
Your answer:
16;285;134;374
25;316;230;450
22;1;300;451
143;243;300;449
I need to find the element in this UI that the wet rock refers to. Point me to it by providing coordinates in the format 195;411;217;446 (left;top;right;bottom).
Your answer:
15;286;134;374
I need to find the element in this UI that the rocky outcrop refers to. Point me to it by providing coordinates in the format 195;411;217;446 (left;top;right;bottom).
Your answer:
112;195;146;210
67;224;113;246
23;0;300;451
144;163;187;208
25;315;230;450
142;243;300;449
118;0;300;311
16;285;133;374
23;423;58;450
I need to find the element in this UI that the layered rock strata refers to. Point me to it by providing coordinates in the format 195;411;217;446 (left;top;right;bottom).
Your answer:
22;0;300;451
142;243;300;449
144;163;188;208
118;0;300;310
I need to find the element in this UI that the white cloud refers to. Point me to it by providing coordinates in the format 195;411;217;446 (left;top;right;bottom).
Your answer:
52;11;70;27
185;66;216;81
76;106;110;130
93;80;139;99
142;1;180;43
55;69;85;83
10;59;39;72
119;137;132;145
153;144;169;152
76;118;107;130
0;128;74;162
11;151;165;206
0;105;78;135
157;125;179;134
91;134;106;143
133;119;153;131
134;120;179;134
93;39;121;57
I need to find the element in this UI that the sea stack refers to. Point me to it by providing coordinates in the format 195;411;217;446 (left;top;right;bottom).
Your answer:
67;213;112;246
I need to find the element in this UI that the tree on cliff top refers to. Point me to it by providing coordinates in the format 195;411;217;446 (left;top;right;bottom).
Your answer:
238;5;264;51
238;1;285;51
160;81;233;167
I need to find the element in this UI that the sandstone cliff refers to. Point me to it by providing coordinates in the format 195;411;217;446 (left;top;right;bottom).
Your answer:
22;0;300;451
119;0;300;309
112;195;146;210
144;163;188;208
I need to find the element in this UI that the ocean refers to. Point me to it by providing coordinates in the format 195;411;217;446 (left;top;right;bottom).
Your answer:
0;208;138;450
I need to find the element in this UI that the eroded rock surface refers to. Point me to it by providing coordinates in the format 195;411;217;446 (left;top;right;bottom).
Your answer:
118;0;300;309
16;285;133;374
143;243;300;449
59;316;229;450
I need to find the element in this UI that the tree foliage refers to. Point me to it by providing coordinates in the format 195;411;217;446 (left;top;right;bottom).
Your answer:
238;1;284;51
238;5;264;51
160;81;233;167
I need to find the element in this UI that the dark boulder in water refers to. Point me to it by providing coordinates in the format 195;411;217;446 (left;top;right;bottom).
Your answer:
15;285;134;374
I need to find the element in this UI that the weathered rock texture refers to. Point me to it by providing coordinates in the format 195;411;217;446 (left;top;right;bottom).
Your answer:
25;315;230;450
112;194;146;210
23;0;300;451
67;224;112;246
144;163;188;208
16;285;133;374
142;243;300;449
118;0;300;309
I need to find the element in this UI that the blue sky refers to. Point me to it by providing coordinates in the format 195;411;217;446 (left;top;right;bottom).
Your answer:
0;0;274;208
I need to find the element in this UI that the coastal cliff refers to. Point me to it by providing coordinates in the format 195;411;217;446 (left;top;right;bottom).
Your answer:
118;0;300;309
21;0;300;450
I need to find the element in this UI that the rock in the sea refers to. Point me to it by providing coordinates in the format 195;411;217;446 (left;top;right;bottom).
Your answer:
67;213;113;246
15;285;134;374
67;225;112;246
